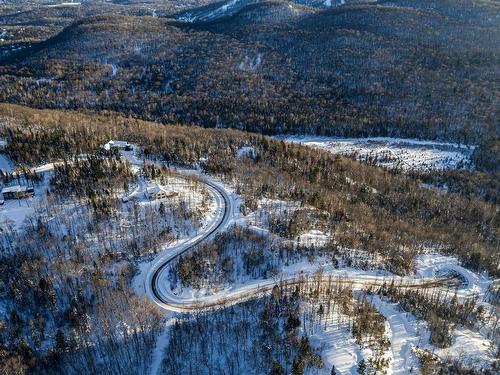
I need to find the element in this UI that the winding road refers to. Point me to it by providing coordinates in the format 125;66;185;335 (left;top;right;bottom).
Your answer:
146;178;233;311
144;175;459;313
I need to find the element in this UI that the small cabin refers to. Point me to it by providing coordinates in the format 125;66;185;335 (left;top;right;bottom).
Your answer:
102;140;133;151
1;185;35;200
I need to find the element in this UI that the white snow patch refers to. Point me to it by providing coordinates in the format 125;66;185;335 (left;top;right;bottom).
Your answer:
110;63;118;77
308;309;361;374
434;328;497;370
280;136;475;172
239;53;262;71
0;153;13;173
236;146;256;160
46;2;81;7
370;295;422;375
416;253;492;299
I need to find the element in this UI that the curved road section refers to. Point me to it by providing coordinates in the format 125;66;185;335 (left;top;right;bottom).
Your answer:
146;177;234;311
146;176;458;312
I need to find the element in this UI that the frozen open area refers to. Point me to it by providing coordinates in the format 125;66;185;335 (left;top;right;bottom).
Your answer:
280;136;475;172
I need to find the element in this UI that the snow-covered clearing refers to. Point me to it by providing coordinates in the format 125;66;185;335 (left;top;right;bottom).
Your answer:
0;197;36;229
239;53;262;71
236;145;256;159
307;309;361;374
435;327;496;370
0;175;50;230
280;136;475;172
416;253;492;299
370;294;497;373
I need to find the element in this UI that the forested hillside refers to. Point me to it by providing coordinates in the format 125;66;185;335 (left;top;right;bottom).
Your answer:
1;0;498;148
0;1;498;372
1;104;497;276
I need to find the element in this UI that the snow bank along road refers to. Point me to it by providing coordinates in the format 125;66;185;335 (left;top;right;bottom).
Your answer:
146;177;234;311
145;176;460;313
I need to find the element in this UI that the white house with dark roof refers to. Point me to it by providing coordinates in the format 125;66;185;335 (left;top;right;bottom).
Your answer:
102;140;133;151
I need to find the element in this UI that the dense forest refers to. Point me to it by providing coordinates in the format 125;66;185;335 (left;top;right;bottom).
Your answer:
0;104;497;278
0;0;498;163
0;1;498;373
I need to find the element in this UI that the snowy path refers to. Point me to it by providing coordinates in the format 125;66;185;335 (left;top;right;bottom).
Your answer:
149;323;171;375
370;296;421;375
310;316;361;375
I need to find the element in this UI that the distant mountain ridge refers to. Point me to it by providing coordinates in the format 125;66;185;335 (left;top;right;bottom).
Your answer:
176;0;353;22
0;0;498;145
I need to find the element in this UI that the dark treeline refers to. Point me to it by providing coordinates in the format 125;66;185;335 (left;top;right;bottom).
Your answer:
0;103;498;277
0;0;499;157
410;169;500;204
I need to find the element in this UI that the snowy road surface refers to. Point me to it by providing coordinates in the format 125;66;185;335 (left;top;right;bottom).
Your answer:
144;177;460;313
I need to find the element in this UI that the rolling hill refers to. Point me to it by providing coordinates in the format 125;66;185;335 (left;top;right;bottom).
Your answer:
0;0;498;146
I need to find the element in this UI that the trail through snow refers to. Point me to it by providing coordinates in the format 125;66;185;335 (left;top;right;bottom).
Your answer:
309;314;361;374
149;321;173;375
370;296;422;375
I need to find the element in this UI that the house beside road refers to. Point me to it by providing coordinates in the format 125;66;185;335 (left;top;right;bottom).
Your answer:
1;185;35;200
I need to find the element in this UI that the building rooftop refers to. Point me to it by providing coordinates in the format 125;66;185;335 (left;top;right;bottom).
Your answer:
2;185;30;193
102;140;131;150
145;183;176;196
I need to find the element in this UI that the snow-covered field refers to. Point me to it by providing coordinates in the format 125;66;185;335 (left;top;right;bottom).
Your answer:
307;306;366;374
280;136;475;172
0;167;50;229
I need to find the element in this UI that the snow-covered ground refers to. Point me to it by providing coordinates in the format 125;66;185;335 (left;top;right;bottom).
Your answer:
434;327;496;370
0;157;51;229
370;294;497;373
280;136;475;172
416;253;492;299
369;295;422;375
0;196;36;229
308;308;362;374
0;154;13;173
